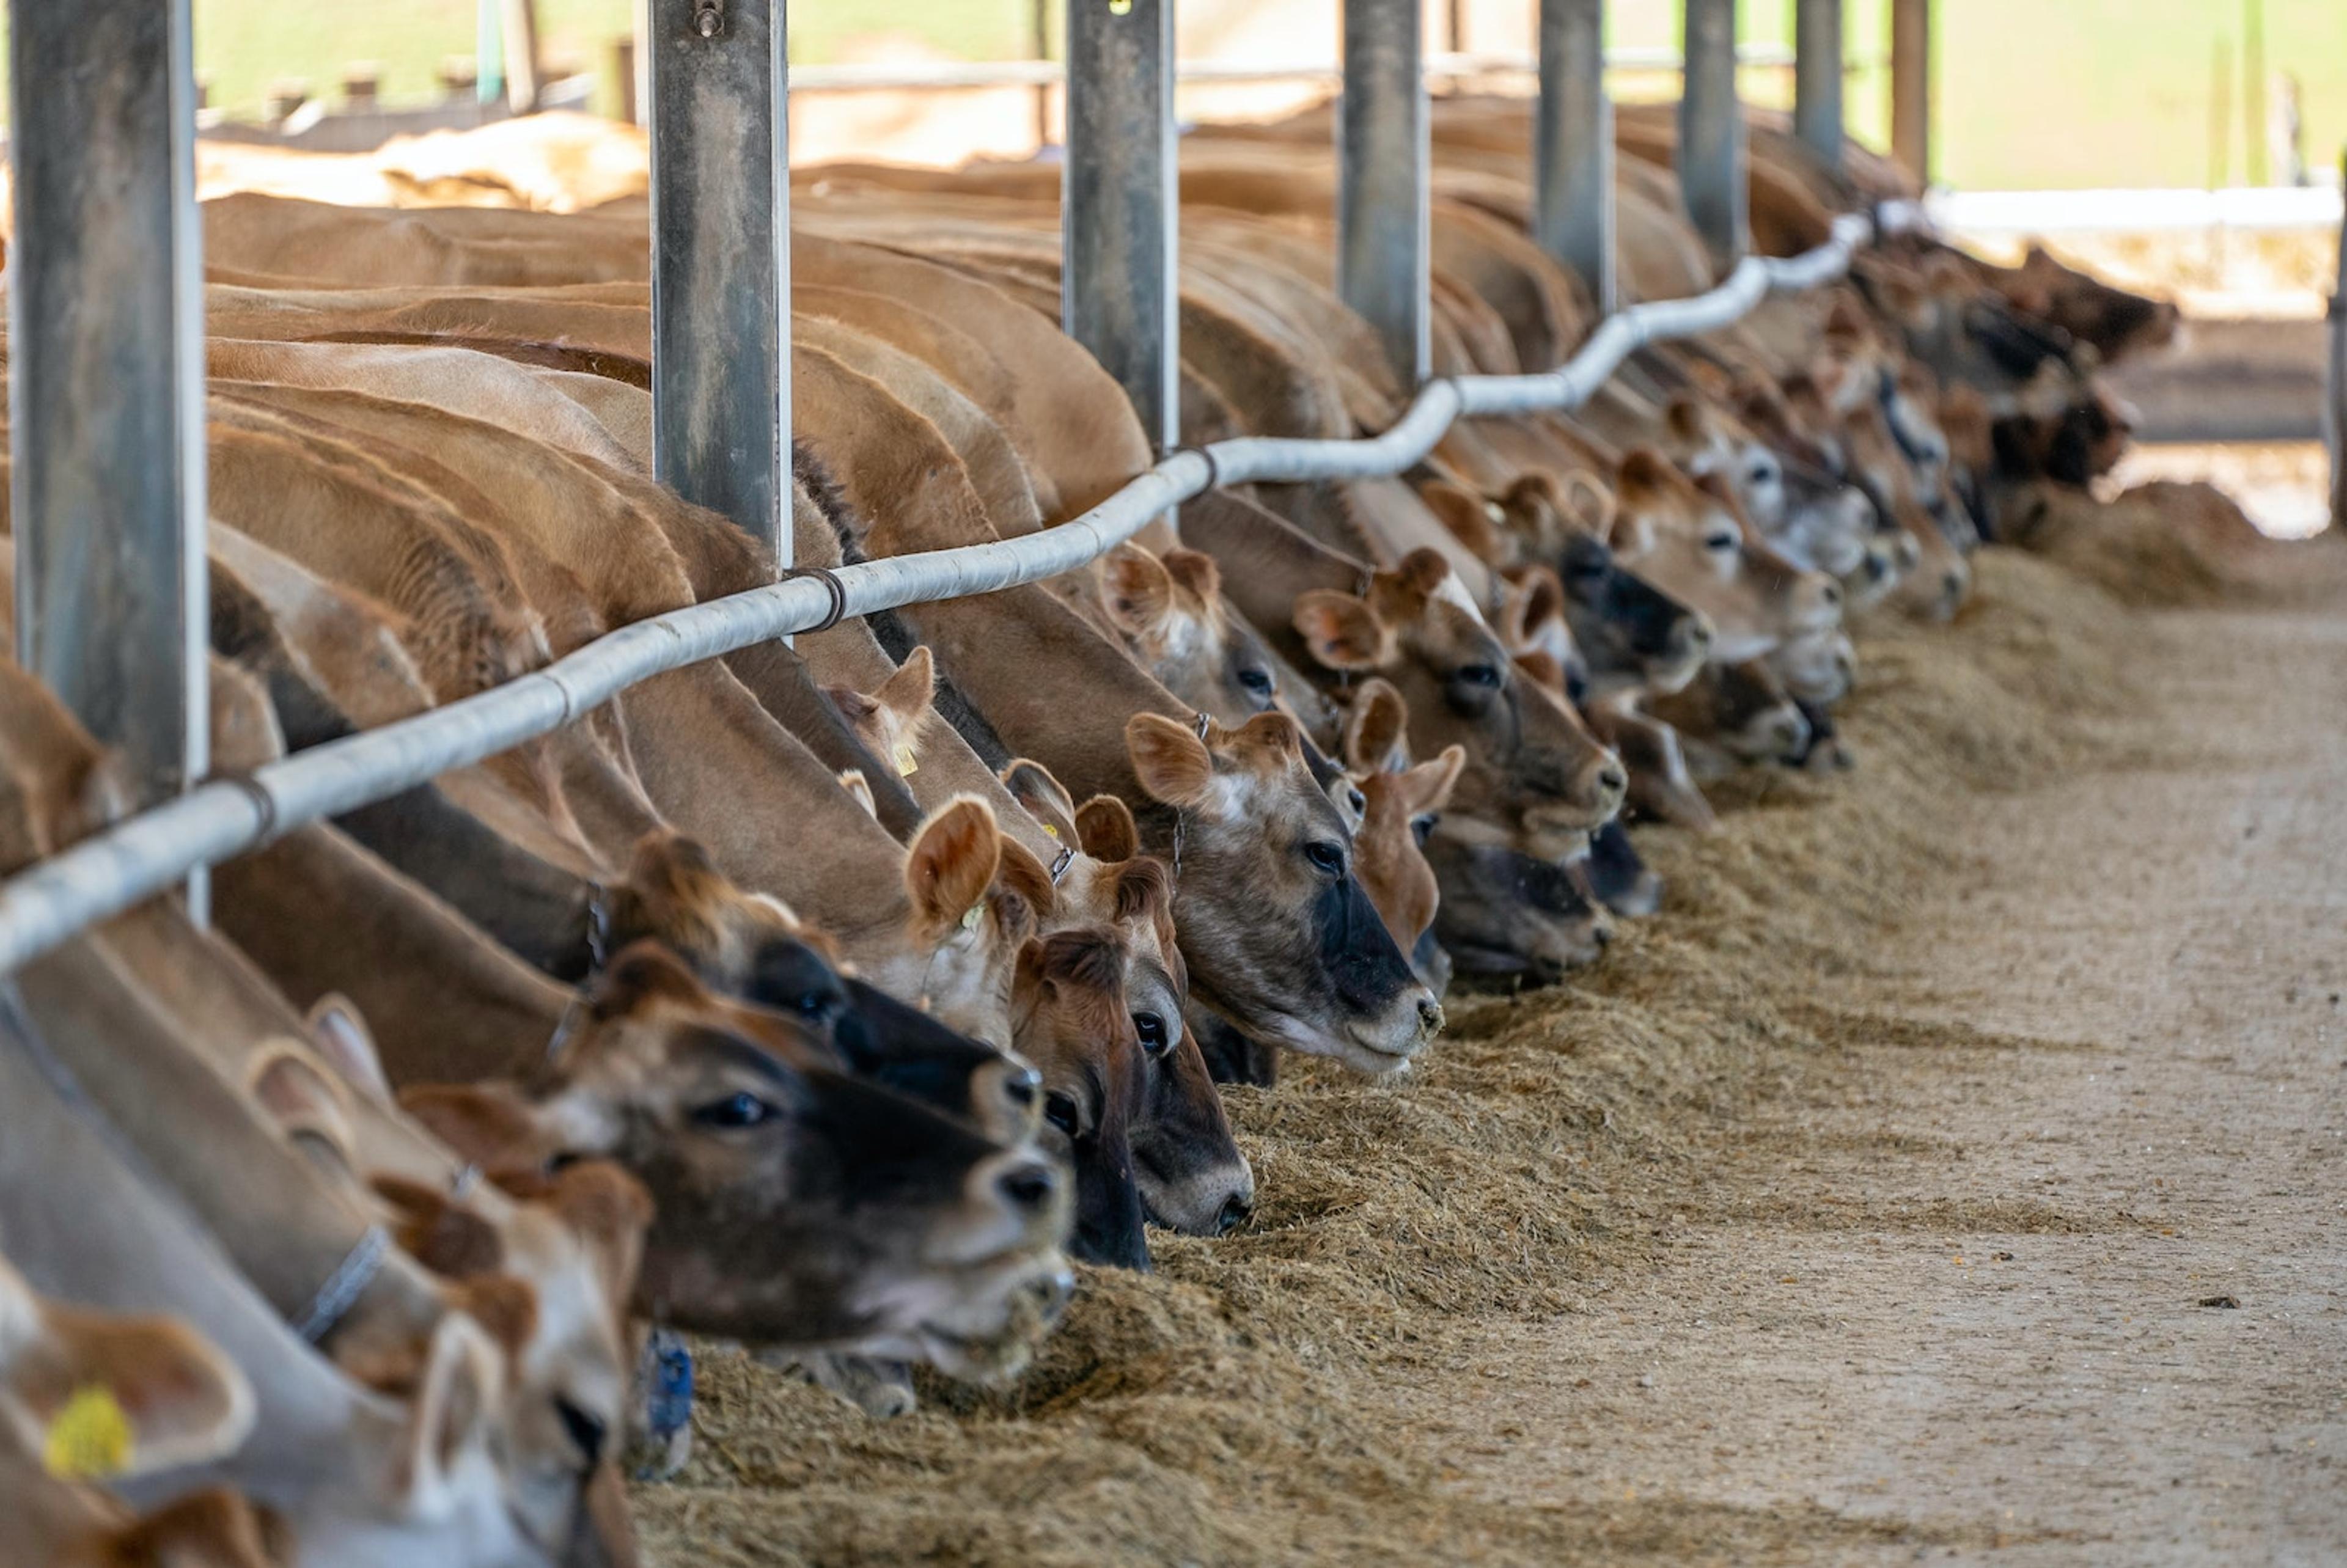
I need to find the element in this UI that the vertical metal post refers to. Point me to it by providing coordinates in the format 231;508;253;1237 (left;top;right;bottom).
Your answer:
479;0;505;103
2327;150;2346;525
503;0;544;113
1063;0;1178;452
650;0;790;570
9;0;208;822
1534;0;1615;317
1889;0;1929;185
1030;0;1054;152
1793;0;1843;171
1677;0;1747;262
1338;0;1432;386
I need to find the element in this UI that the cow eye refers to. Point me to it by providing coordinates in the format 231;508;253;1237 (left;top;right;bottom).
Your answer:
1703;530;1739;554
1303;840;1346;877
1133;1011;1170;1055
1411;813;1438;847
1747;459;1777;486
1345;786;1367;817
1237;666;1276;699
793;989;841;1025
1044;1091;1082;1137
691;1091;776;1129
1453;662;1502;688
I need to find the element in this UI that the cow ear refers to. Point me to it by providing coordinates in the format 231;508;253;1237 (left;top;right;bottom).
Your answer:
588;941;711;1023
1074;793;1140;862
447;1275;538;1366
1228;710;1304;770
1418;480;1504;564
1516;563;1565;637
820;681;880;734
1100;543;1177;639
372;1174;505;1281
1513;650;1566;693
246;1041;359;1174
905;797;1001;939
1664;395;1708;445
1161;548;1221;605
396;1314;501;1508
1616;447;1674;498
837;768;876;818
993;837;1058;924
305;994;393;1103
15;1294;257;1479
1110;854;1173;931
1398;744;1465;815
999;758;1080;842
1343;678;1411;775
1125;713;1218;811
1291;590;1389;673
544;1160;653;1310
400;1084;551;1179
875;646;935;730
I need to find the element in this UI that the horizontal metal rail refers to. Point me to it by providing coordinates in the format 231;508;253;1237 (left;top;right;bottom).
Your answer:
786;44;1831;95
0;202;1917;978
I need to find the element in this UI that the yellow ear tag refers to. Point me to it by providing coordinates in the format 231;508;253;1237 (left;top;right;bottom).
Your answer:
1109;0;1133;12
893;742;919;778
1042;822;1061;840
960;902;986;933
43;1385;134;1481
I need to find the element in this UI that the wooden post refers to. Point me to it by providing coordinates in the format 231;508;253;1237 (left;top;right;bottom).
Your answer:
1890;0;1929;185
650;0;791;568
1339;0;1432;386
1062;0;1178;452
8;0;208;821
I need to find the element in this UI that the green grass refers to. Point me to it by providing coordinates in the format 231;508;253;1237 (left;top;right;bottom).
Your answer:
4;1;2341;191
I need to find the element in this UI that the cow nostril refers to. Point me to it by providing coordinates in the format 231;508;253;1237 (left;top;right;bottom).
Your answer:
1819;579;1842;606
1215;1194;1254;1235
1685;620;1713;647
1416;995;1445;1036
1002;1066;1039;1107
1596;763;1628;797
996;1159;1058;1215
1593;922;1614;947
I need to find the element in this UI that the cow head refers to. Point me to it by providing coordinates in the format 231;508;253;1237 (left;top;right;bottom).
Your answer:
1607;450;1842;662
1097;544;1288;726
1662;394;1874;579
1424;827;1611;984
605;830;1039;1142
1010;928;1153;1270
1291;548;1625;857
412;943;1073;1376
1125;709;1442;1074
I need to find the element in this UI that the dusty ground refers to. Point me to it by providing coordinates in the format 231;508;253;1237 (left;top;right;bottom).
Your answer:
1379;596;2347;1564
641;504;2347;1566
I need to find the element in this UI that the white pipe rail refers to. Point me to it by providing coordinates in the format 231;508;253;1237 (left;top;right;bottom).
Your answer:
0;203;1919;977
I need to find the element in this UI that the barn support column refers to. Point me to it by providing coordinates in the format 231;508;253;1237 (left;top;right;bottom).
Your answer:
650;0;791;573
2328;152;2347;525
1793;0;1844;172
1890;0;1930;185
1063;0;1178;454
9;0;209;830
1677;0;1747;263
1339;0;1432;387
1533;0;1615;318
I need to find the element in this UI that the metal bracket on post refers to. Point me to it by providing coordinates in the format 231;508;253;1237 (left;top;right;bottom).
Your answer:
1533;0;1615;318
650;0;791;575
1339;0;1432;387
1063;0;1178;456
9;0;208;838
1793;0;1843;172
1677;0;1747;264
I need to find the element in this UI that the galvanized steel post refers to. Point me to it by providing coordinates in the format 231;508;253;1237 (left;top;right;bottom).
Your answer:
1339;0;1433;386
1890;0;1930;185
1063;0;1178;453
8;0;208;814
1677;0;1747;262
650;0;792;570
1533;0;1615;317
2329;151;2346;526
1793;0;1843;171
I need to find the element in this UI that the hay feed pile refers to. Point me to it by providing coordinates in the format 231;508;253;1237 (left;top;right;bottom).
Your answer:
636;526;2285;1567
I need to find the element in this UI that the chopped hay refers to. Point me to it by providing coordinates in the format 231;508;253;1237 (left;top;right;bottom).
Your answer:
636;503;2335;1567
2002;477;2335;607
